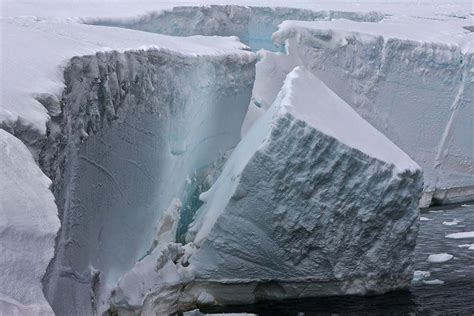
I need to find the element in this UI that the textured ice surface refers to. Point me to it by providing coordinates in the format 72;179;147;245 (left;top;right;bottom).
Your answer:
179;67;423;307
249;15;473;205
38;47;255;315
0;130;60;315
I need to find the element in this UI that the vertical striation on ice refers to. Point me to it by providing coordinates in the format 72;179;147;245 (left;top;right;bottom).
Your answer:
40;48;255;315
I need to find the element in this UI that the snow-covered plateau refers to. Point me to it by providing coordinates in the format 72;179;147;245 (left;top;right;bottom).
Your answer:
0;1;472;315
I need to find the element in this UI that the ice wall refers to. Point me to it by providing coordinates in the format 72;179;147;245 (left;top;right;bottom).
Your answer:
40;49;255;315
179;67;423;307
90;5;383;52
252;18;473;205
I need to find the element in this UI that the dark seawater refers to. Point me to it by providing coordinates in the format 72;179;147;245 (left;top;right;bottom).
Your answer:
199;204;474;315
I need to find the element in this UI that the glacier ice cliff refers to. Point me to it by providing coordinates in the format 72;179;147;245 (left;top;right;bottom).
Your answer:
38;48;255;315
252;17;473;206
108;67;423;313
1;4;467;316
90;5;383;52
90;7;473;206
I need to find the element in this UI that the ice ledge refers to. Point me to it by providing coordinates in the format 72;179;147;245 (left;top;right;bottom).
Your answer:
274;16;474;53
0;16;253;135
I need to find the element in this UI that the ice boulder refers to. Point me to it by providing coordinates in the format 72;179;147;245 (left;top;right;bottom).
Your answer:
183;67;423;306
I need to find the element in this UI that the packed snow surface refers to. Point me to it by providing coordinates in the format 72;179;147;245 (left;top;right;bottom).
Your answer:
0;130;60;315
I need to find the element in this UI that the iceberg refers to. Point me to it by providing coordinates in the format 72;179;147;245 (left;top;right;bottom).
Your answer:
250;16;473;206
177;67;422;308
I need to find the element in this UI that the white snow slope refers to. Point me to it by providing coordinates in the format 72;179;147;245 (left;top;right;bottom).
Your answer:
0;129;60;315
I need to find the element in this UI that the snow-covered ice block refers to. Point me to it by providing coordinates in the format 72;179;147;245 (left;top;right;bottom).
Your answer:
255;16;473;204
0;130;60;315
183;67;423;306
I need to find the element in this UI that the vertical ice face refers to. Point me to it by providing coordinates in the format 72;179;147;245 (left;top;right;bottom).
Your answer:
0;129;60;316
267;18;473;205
90;6;383;52
182;67;423;306
40;49;255;315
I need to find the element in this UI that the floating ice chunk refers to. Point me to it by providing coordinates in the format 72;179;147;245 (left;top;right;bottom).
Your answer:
184;67;423;305
423;279;445;285
427;253;453;263
461;204;474;208
458;244;474;250
445;232;474;239
420;217;431;221
442;219;461;226
412;271;431;282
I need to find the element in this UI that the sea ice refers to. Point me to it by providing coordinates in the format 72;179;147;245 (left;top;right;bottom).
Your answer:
445;232;474;239
412;270;430;282
458;244;474;250
427;253;453;263
442;219;461;226
423;279;445;285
